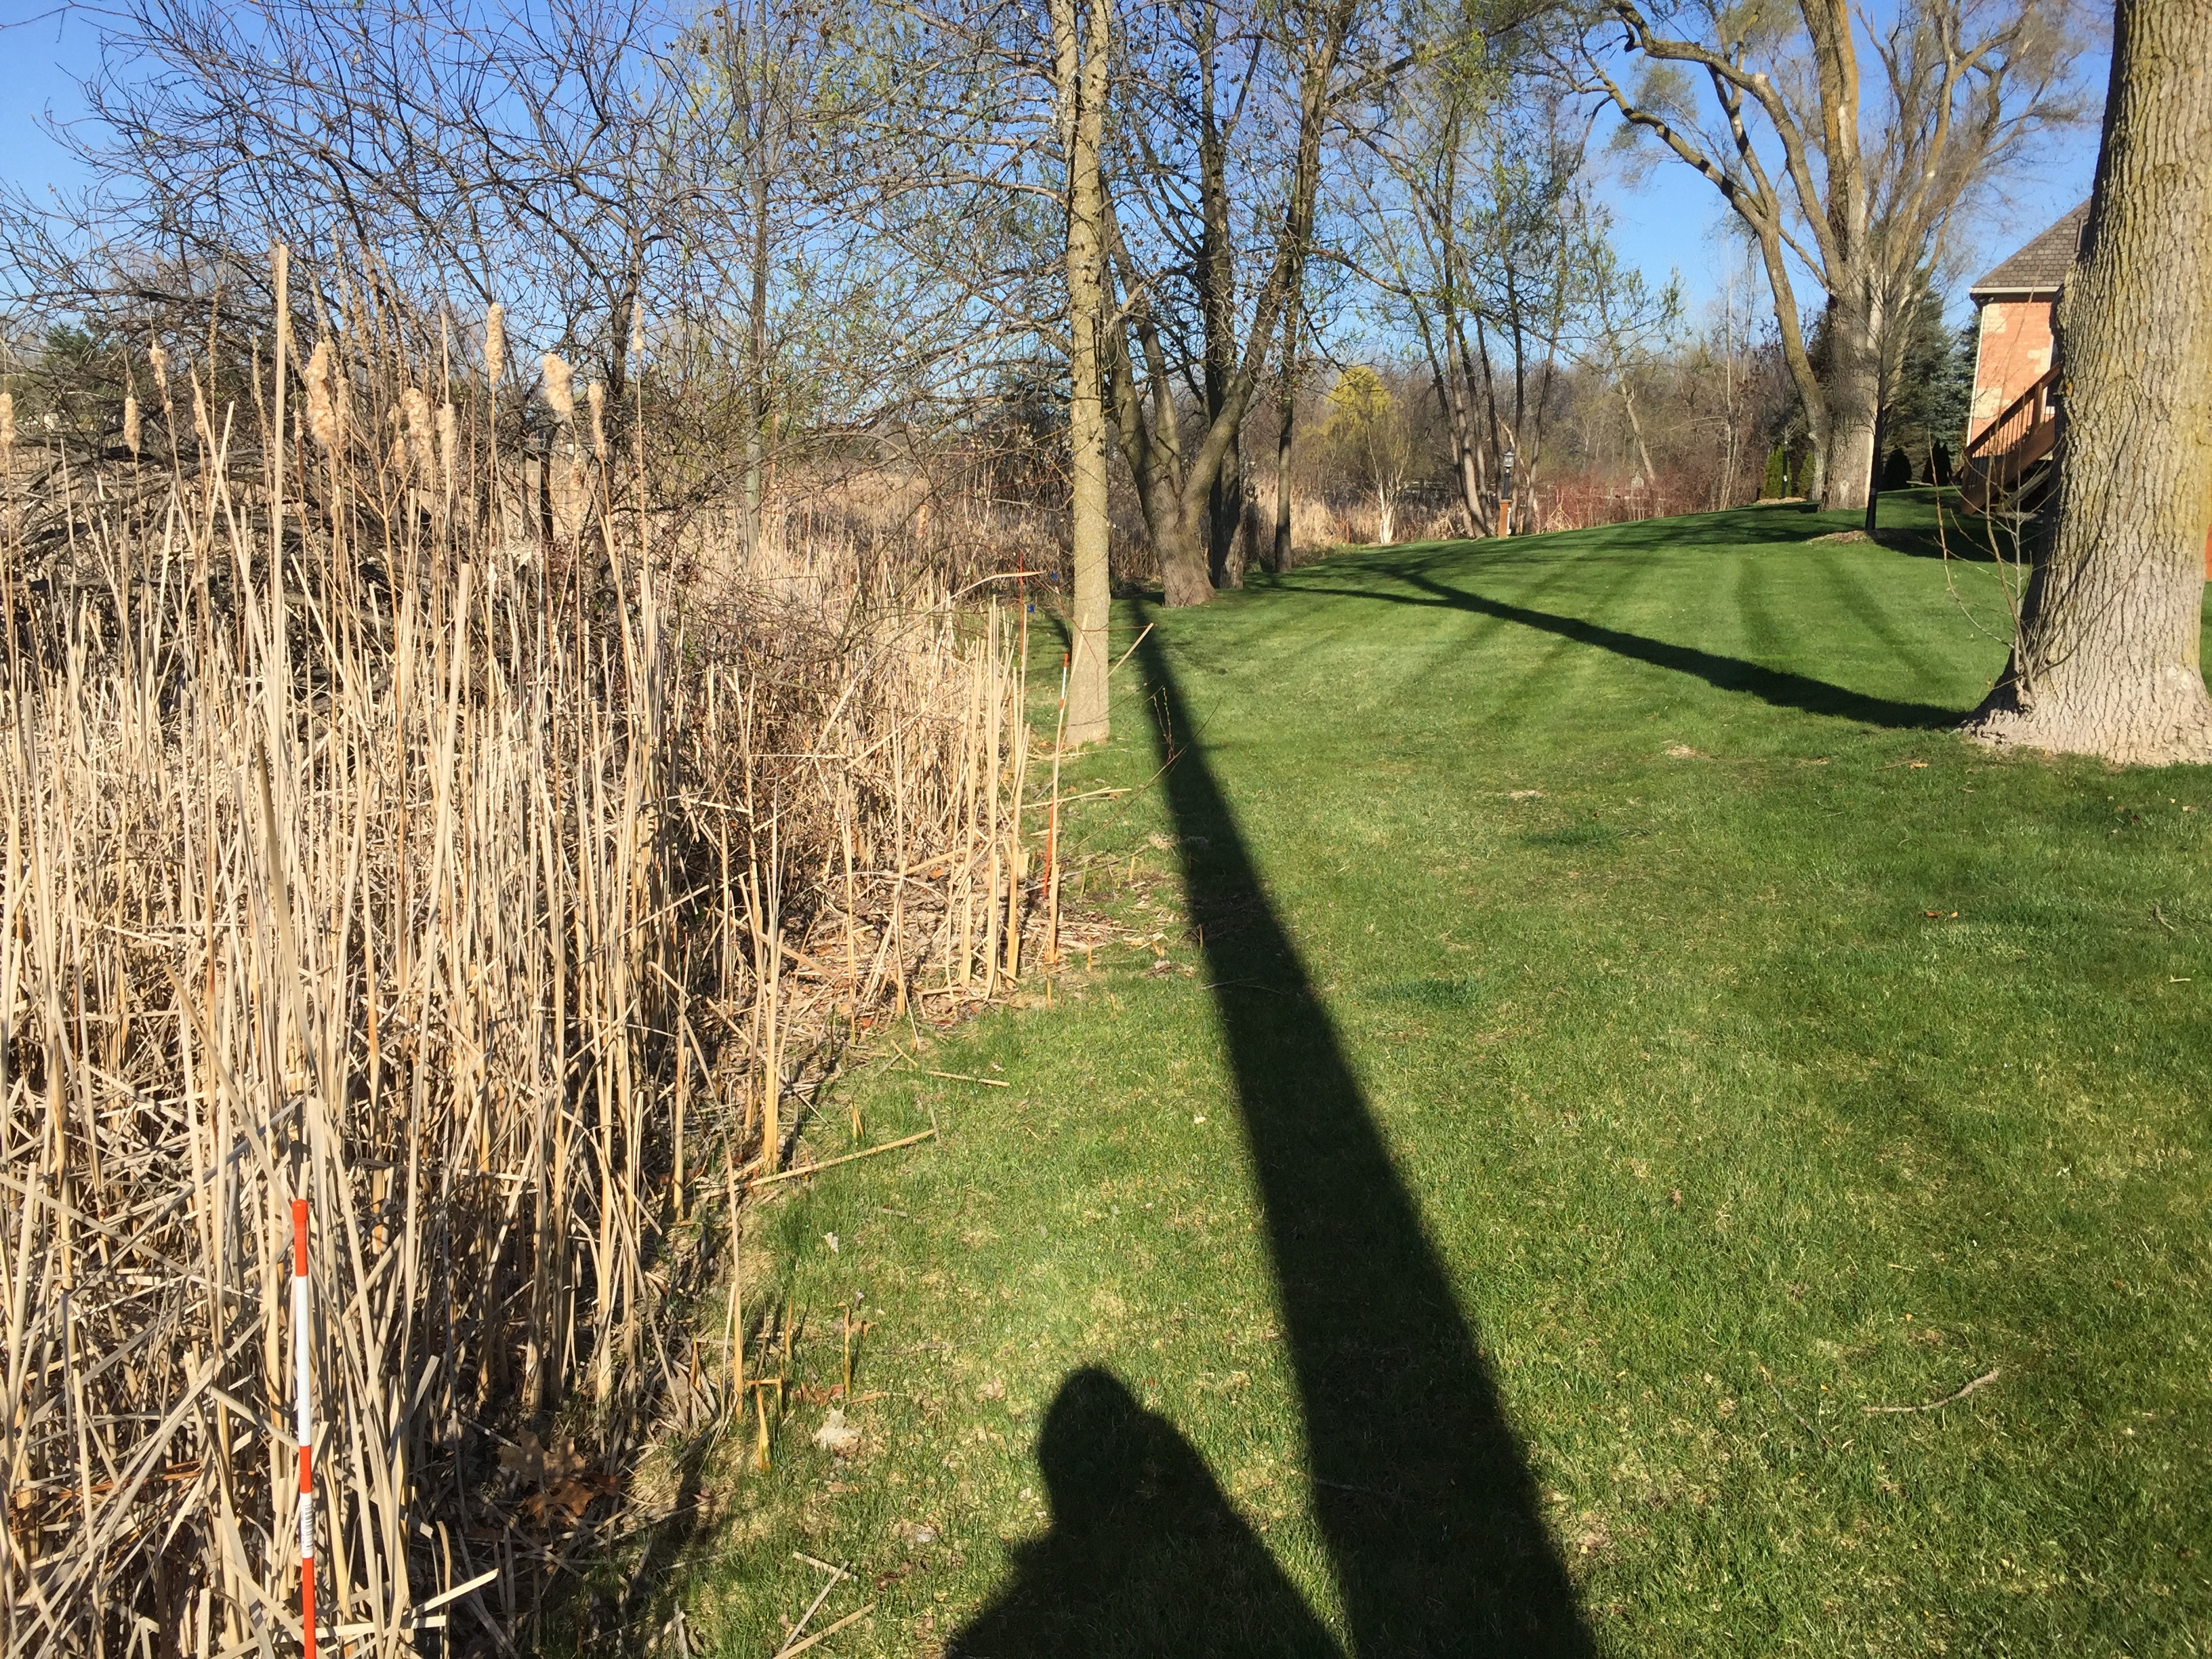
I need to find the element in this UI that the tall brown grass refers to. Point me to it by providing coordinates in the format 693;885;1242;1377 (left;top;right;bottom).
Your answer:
0;257;1043;1656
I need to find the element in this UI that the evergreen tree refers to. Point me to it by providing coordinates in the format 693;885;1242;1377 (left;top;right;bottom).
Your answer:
1926;320;1978;459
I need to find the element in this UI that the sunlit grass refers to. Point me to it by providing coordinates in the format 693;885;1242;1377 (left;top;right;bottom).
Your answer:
664;495;2211;1657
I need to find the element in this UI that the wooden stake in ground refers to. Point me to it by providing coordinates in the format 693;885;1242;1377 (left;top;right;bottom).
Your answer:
1967;0;2212;764
1045;652;1068;969
292;1197;317;1659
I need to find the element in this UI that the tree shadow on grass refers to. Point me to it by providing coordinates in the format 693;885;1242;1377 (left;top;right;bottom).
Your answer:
954;620;1593;1657
1298;565;1961;730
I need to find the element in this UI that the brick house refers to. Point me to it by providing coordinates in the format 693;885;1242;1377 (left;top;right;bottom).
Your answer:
1962;203;2210;575
1961;203;2086;512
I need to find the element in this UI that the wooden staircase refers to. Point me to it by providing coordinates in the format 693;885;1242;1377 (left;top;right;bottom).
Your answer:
1960;365;2060;515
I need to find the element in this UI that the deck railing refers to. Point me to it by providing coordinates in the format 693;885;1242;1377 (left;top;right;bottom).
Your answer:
1961;364;2060;510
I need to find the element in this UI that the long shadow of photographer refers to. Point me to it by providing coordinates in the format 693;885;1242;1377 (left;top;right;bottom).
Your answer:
954;619;1591;1657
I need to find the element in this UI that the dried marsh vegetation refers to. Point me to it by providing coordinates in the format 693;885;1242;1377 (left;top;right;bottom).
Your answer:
0;255;1050;1656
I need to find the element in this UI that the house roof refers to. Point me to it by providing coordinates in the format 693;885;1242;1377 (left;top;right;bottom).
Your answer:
1969;203;2091;298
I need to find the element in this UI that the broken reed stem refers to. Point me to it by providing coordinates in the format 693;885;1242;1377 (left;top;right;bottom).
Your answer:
746;1128;939;1189
0;251;1042;1659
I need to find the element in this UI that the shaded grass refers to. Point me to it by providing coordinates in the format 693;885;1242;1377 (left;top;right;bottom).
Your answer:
661;497;2212;1657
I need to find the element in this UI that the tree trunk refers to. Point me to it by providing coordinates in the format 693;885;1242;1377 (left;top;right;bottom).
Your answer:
1616;373;1656;487
1237;424;1267;571
1157;495;1214;606
1054;0;1113;747
743;131;773;558
1967;0;2212;765
1822;297;1877;512
1860;397;1887;536
1208;431;1245;588
1109;299;1214;606
1197;7;1242;594
1273;288;1298;571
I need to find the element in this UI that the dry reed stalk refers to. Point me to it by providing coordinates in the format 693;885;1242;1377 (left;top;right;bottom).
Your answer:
0;252;1042;1658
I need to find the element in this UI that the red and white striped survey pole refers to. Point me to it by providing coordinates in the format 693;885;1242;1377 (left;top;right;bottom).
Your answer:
292;1197;317;1659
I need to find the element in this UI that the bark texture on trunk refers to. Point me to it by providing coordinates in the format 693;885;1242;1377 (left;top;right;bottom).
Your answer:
1821;299;1877;512
1208;434;1246;589
1273;274;1299;571
1156;501;1215;606
1055;0;1112;746
1967;0;2212;765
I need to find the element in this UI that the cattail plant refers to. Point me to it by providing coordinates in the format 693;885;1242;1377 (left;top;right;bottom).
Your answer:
190;372;213;452
304;340;339;451
402;384;435;483
436;401;457;497
1;247;1046;1659
385;406;409;480
541;351;574;423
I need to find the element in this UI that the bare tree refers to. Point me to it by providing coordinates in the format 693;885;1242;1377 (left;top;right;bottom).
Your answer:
1577;0;2095;511
1103;0;1363;605
1052;0;1114;743
1580;224;1681;490
1967;0;2212;764
1338;47;1599;540
2;0;1007;541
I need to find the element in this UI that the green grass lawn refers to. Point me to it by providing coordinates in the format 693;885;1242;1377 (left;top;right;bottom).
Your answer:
643;495;2211;1656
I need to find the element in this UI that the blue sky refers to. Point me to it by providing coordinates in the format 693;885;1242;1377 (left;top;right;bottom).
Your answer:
1591;106;2105;329
3;0;2106;326
1;3;100;205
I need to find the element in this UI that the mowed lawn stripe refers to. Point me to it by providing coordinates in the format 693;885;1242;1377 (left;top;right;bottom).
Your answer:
649;497;2209;1659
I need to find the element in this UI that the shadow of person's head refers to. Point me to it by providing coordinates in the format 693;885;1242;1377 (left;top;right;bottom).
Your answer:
949;1368;1341;1659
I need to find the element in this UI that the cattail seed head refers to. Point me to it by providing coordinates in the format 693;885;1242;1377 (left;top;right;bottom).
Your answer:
191;377;214;451
123;394;141;457
437;401;457;495
541;354;574;424
588;380;607;463
403;385;436;482
1;391;16;454
485;304;506;384
305;341;339;451
149;344;169;399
